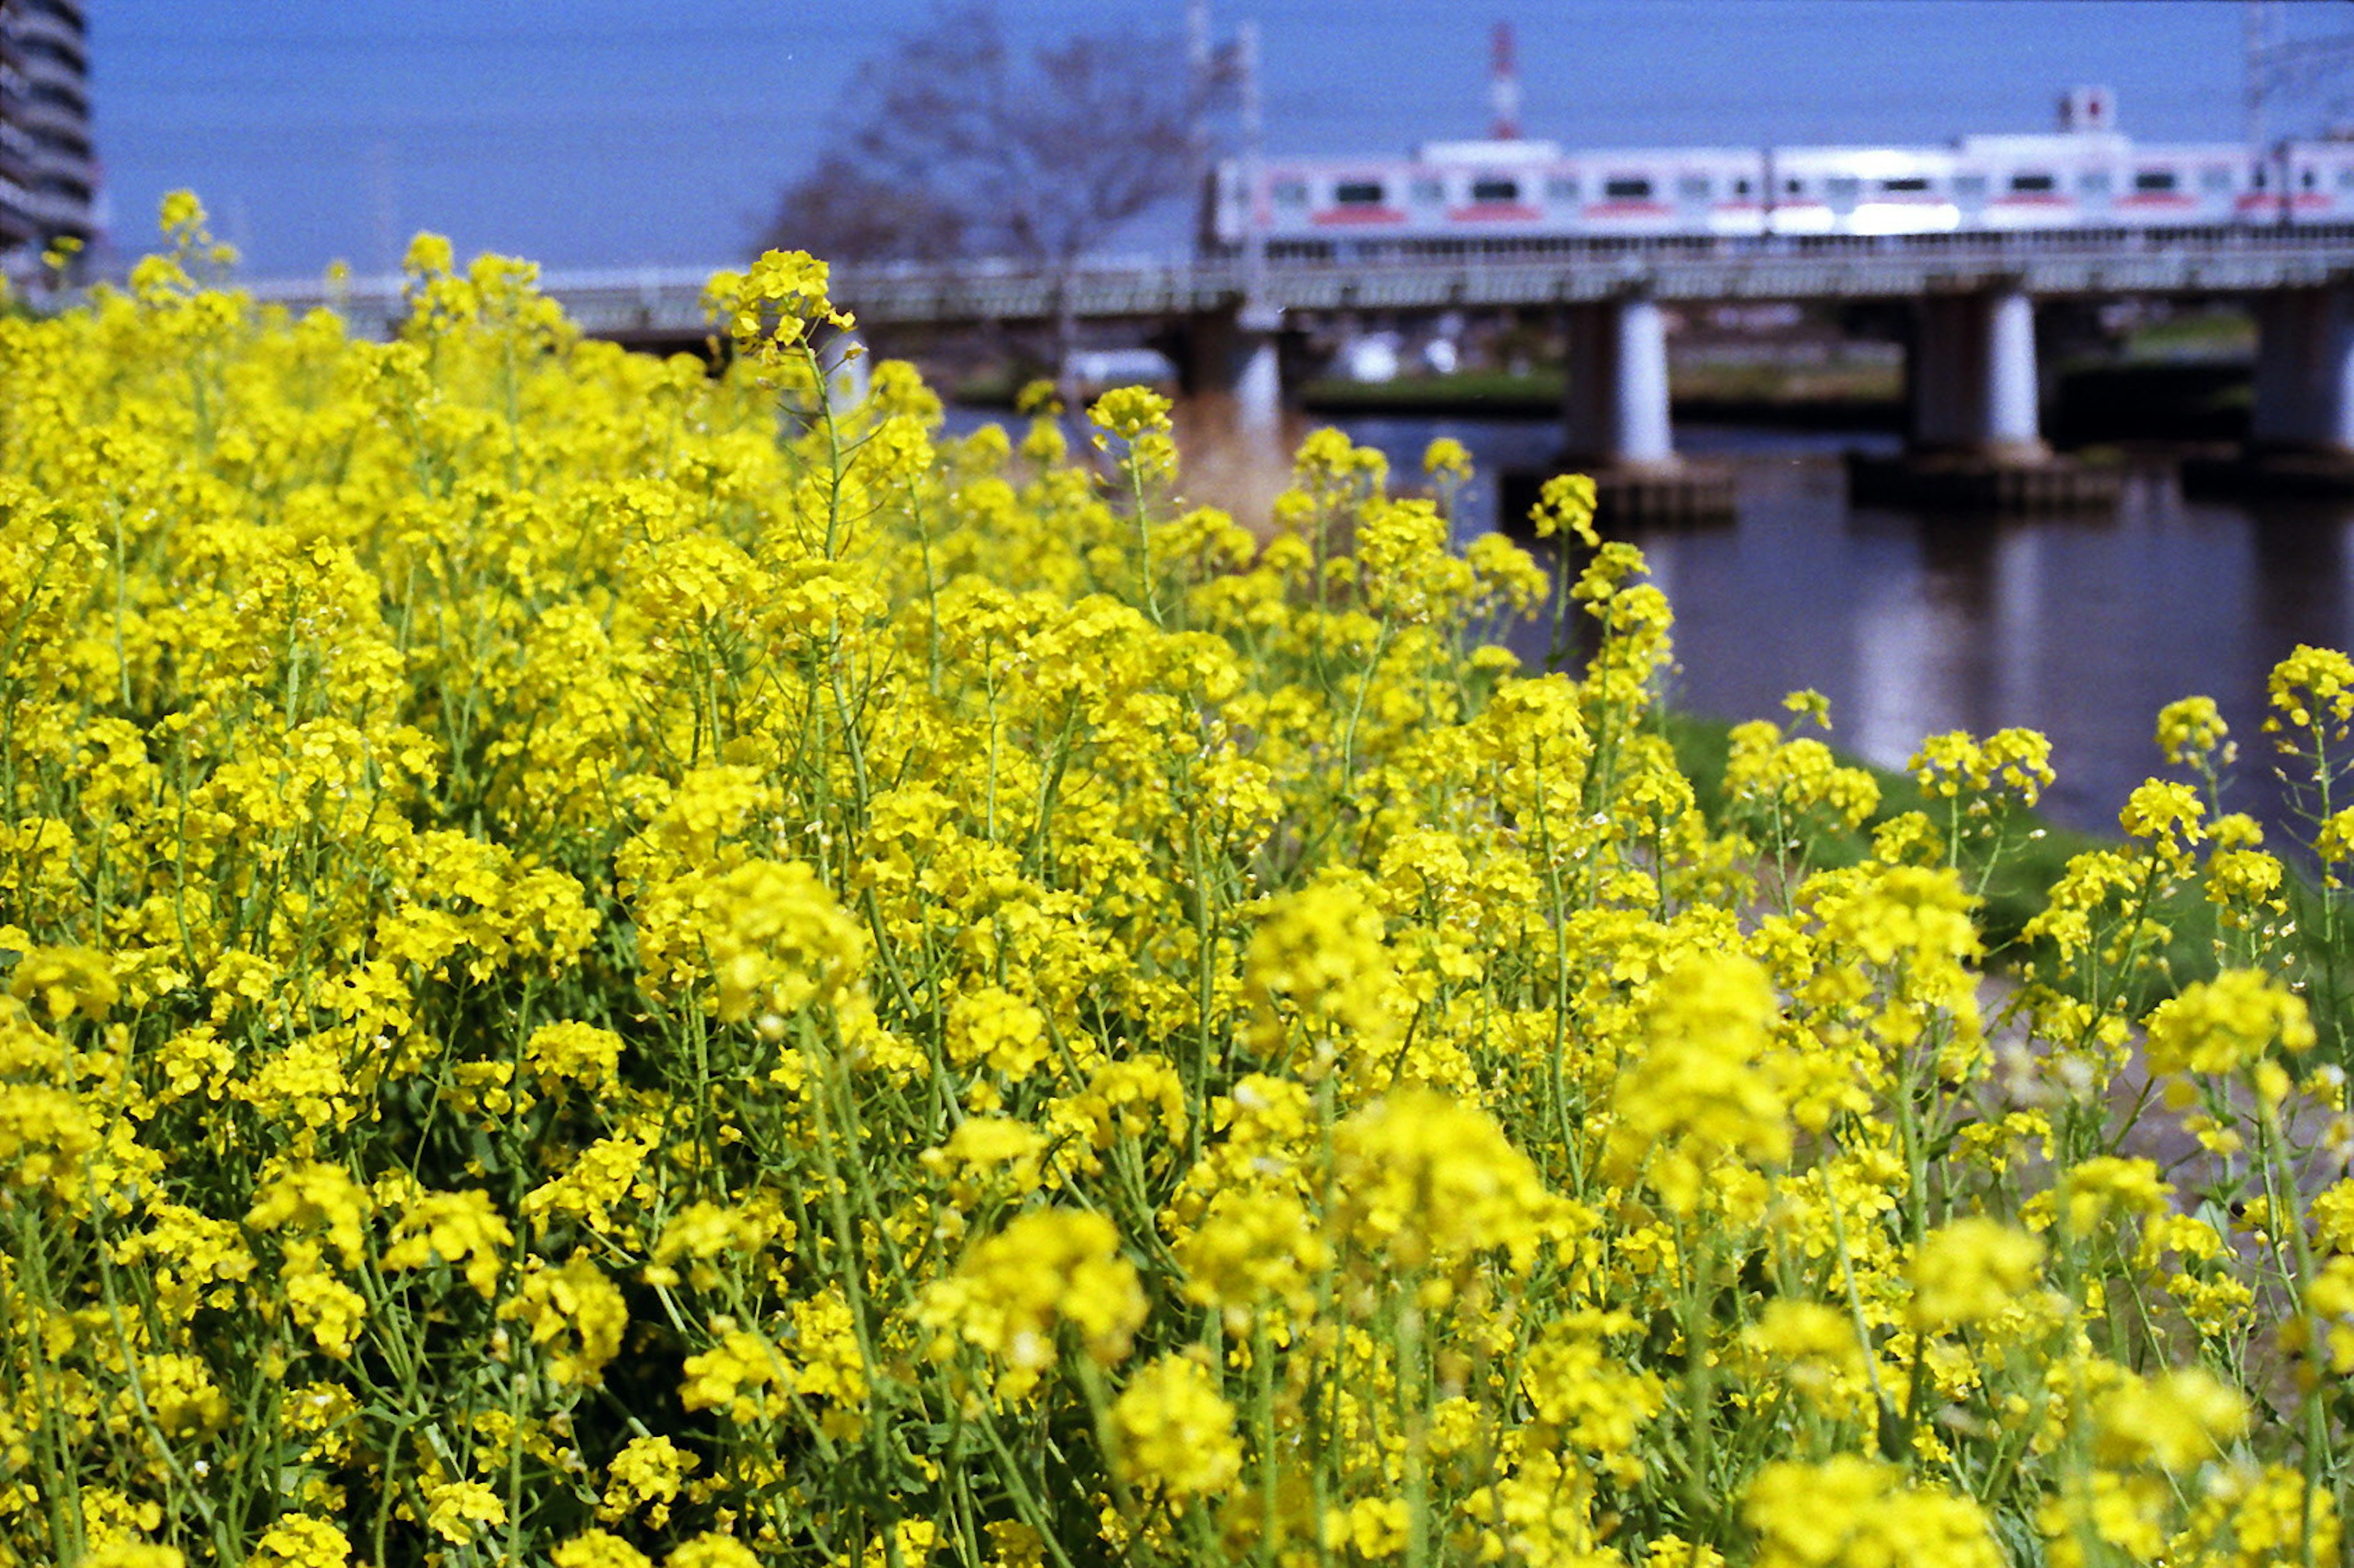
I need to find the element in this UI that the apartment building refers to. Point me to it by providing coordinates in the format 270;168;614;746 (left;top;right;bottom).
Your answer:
1;0;94;271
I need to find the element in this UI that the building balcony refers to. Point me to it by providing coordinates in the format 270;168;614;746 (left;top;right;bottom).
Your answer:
31;143;91;189
15;51;85;103
7;6;86;66
22;1;86;40
7;94;87;142
28;186;93;236
14;38;87;82
0;175;44;235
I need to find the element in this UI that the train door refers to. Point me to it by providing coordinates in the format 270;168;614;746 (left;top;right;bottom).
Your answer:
1721;168;1764;235
2075;167;2114;226
1675;171;1713;229
2292;159;2328;220
1951;170;1990;231
1542;171;1583;240
1823;173;1862;232
2189;164;2231;223
2245;152;2287;225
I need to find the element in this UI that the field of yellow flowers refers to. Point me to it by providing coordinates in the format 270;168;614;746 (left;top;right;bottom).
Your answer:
8;196;2354;1568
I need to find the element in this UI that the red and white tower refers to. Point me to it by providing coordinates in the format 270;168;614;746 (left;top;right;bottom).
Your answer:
1490;21;1522;140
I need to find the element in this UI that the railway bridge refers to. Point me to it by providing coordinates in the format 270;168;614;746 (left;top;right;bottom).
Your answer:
249;227;2354;498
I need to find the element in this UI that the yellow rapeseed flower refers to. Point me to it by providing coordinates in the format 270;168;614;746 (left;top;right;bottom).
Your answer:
1910;1218;2044;1331
1111;1353;1243;1501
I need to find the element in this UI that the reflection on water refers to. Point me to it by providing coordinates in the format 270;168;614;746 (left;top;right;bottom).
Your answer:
1325;413;2354;843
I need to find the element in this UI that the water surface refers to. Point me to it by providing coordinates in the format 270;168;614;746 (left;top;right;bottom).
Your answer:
1323;413;2354;845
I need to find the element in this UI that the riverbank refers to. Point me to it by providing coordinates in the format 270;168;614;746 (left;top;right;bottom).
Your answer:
1298;360;1906;428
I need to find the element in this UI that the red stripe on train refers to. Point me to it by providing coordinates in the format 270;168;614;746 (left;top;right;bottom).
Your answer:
1447;203;1547;221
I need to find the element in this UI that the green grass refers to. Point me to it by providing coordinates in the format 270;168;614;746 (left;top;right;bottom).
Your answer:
1297;370;1563;413
1299;361;1904;418
1659;709;2227;1006
2119;308;2255;365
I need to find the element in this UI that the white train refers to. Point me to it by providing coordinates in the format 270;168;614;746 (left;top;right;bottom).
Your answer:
1206;88;2354;259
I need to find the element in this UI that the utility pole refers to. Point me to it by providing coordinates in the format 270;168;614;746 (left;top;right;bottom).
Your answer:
2239;0;2354;224
370;139;398;278
2245;0;2354;150
1186;0;1212;223
1230;17;1282;438
1238;17;1264;302
2246;0;2277;153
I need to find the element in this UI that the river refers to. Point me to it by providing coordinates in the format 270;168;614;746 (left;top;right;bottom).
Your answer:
1314;414;2354;847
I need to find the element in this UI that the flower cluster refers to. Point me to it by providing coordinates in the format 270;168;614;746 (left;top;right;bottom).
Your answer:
7;198;2354;1568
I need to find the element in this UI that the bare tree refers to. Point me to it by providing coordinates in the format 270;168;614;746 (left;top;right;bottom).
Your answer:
758;5;1221;270
758;154;972;266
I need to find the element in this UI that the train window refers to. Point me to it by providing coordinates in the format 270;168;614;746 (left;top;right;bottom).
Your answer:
1825;176;1861;200
2202;167;2234;191
2339;168;2354;191
2253;167;2268;189
1602;177;1653;200
1471;177;1520;203
1271;180;1309;207
2078;171;2111;194
2133;169;2177;192
1881;176;1930;192
1676;175;1712;201
2303;168;2320;190
1333;181;1386;206
1410;178;1445;205
1545;176;1580;202
1732;177;1753;196
2009;172;2057;193
1783;177;1804;195
1953;173;1987;196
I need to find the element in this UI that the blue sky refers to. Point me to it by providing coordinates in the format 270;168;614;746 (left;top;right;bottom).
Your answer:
90;1;2344;277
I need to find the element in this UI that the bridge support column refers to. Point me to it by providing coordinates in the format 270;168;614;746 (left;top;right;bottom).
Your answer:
821;329;869;416
1563;296;1675;468
2252;286;2354;451
1910;288;2047;461
2186;285;2354;497
1189;304;1285;439
1541;295;1731;526
1851;287;2117;512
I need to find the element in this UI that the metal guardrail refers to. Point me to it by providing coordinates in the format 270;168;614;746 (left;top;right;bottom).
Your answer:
241;229;2354;339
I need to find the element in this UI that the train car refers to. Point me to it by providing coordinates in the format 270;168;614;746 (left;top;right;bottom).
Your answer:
2268;139;2354;220
1766;144;1959;235
1204;88;2353;259
1564;146;1766;237
1216;143;1774;257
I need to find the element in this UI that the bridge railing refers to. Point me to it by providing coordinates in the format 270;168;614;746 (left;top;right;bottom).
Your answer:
224;225;2354;337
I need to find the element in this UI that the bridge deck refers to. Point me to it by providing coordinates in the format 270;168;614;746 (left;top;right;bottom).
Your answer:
240;227;2354;340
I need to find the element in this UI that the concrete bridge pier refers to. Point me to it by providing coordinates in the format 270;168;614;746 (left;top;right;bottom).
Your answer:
2186;284;2354;497
1910;288;2047;462
1563;296;1675;468
1164;303;1297;521
821;329;870;416
1186;303;1286;440
1851;286;2117;512
1548;294;1732;525
2252;286;2354;453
